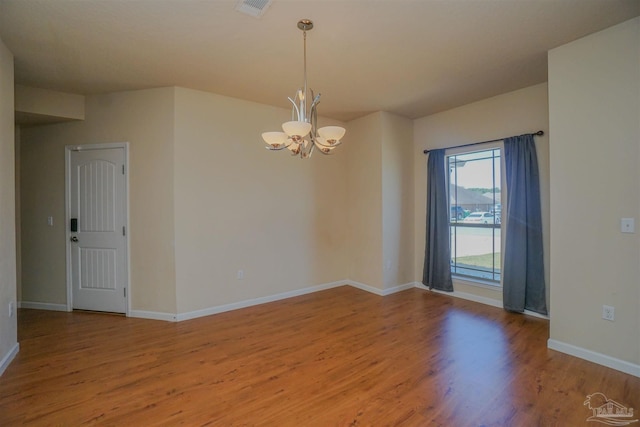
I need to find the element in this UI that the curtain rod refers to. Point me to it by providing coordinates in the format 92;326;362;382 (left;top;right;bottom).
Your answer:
422;130;544;154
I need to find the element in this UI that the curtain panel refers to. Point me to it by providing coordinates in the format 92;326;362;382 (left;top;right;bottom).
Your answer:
423;149;453;292
503;134;547;315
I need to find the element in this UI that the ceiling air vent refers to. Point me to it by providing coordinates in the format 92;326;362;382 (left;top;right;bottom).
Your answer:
235;0;273;18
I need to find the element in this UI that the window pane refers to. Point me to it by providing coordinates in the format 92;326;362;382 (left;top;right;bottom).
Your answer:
450;226;501;281
448;149;501;283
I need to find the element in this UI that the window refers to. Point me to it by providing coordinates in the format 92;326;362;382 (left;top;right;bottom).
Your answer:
448;148;502;283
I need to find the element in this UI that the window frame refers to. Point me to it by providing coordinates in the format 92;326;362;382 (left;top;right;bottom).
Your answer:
445;142;506;288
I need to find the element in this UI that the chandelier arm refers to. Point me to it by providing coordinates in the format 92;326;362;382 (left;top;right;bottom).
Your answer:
310;108;317;139
308;88;315;127
287;97;301;121
306;142;315;158
299;94;306;122
309;92;321;135
310;93;321;111
310;95;321;140
311;115;318;134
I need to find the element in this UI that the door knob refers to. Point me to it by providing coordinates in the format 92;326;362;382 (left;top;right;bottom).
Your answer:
70;236;79;242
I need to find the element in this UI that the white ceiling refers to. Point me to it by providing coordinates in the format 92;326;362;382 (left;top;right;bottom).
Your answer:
1;0;638;122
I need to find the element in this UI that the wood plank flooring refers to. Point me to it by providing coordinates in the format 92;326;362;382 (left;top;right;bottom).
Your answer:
1;286;638;426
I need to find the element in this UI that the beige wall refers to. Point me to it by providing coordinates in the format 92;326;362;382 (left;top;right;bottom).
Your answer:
173;87;348;313
381;113;414;289
346;112;384;289
0;38;17;368
548;17;639;365
345;111;414;291
19;85;350;316
14;125;21;303
20;88;177;313
20;129;68;305
15;85;85;123
17;85;413;316
413;83;550;306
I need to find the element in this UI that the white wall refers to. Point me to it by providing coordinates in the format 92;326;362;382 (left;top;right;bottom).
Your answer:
548;17;639;369
413;83;550;306
0;37;18;374
173;87;349;314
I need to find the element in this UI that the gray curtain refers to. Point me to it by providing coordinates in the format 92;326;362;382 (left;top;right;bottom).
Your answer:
423;149;453;291
503;134;547;314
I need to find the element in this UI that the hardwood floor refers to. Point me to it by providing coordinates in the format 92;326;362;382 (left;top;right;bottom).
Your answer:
1;286;638;426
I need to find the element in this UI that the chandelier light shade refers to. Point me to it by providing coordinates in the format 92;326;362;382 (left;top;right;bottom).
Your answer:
261;19;346;159
261;131;288;149
318;126;346;144
282;121;312;139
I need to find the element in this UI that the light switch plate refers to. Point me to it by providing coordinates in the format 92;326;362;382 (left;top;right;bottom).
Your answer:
621;218;635;233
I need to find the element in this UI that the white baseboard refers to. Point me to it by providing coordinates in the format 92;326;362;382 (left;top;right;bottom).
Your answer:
129;310;177;322
522;309;549;320
168;280;415;322
0;342;19;376
347;280;415;296
175;279;508;323
17;300;176;321
19;301;69;312
347;280;386;296
548;339;640;378
176;280;348;322
381;282;416;296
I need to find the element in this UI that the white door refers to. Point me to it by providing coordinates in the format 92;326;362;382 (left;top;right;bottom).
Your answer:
68;146;128;313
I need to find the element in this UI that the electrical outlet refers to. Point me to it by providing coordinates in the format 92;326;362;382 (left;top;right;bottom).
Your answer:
602;305;615;321
621;218;635;233
237;270;244;280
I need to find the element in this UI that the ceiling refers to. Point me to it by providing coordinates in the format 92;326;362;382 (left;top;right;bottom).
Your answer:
1;0;638;122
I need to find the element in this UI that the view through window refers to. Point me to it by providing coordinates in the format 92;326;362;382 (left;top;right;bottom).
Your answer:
448;148;502;283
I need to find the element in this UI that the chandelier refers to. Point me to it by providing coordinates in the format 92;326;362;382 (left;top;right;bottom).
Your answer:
261;19;346;159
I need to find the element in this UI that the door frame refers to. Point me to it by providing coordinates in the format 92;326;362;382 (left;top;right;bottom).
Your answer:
64;142;131;315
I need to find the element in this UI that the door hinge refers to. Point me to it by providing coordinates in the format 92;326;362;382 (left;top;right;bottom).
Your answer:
122;226;126;236
122;164;125;174
124;287;127;298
